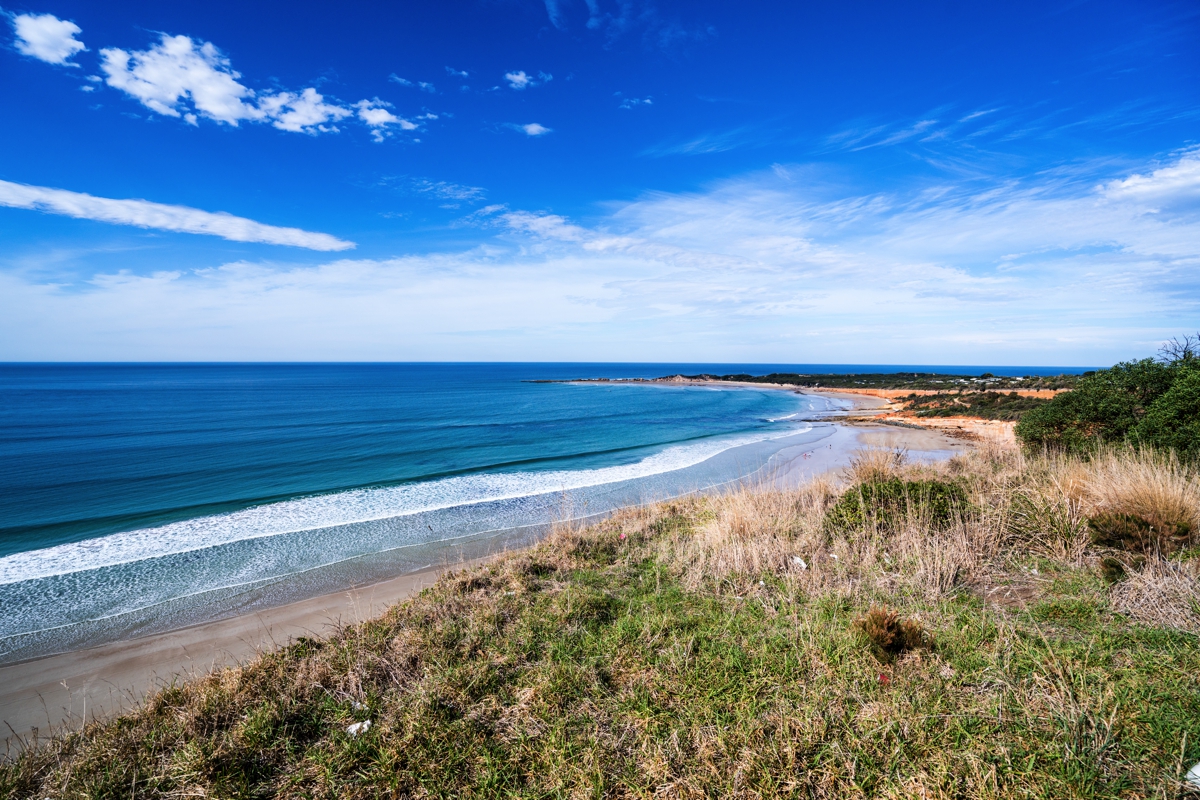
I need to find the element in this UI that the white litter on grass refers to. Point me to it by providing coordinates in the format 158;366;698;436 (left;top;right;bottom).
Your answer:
347;720;372;736
1186;761;1200;788
829;553;839;561
792;556;807;570
352;700;365;711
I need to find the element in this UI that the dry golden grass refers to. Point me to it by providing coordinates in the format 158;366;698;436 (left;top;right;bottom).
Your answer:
1081;447;1200;538
660;477;834;592
1111;555;1200;634
656;440;1198;631
844;445;909;484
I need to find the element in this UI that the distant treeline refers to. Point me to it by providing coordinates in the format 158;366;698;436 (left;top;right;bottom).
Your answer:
673;371;1080;391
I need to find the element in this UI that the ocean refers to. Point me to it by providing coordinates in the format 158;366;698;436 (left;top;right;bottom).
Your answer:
0;362;1087;663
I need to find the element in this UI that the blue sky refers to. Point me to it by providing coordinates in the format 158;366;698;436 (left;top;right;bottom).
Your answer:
1;0;1198;364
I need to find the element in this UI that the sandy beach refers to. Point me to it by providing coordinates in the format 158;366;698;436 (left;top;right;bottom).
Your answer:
0;389;971;747
0;560;472;748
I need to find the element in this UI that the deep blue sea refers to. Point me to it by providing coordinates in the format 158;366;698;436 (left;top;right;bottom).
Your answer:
0;362;1091;662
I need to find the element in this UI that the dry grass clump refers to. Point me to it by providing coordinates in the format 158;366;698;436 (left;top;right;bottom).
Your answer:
1081;447;1199;553
1110;555;1200;634
661;477;835;592
845;445;908;484
1005;488;1091;564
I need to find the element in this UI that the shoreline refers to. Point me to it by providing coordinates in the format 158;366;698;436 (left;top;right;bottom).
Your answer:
0;390;965;746
0;558;482;747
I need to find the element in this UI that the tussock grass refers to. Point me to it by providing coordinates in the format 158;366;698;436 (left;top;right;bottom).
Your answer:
1082;448;1199;553
3;444;1200;798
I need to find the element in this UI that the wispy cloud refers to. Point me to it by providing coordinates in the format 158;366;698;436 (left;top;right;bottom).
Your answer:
823;98;1200;158
389;74;436;93
12;12;85;65
0;180;354;251
6;150;1199;361
618;94;652;109
640;126;755;157
407;178;487;208
568;0;714;52
543;0;566;29
445;66;469;78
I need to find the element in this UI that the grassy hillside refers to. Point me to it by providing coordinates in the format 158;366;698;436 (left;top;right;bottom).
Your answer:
4;445;1199;799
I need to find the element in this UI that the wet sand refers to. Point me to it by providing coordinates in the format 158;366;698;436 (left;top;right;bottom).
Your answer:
0;560;472;748
0;390;968;746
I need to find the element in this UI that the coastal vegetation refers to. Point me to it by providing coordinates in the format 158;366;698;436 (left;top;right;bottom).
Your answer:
1016;335;1200;456
668;372;1080;391
902;390;1050;421
4;442;1199;798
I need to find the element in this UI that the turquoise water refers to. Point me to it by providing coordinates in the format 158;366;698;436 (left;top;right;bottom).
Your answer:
0;363;844;662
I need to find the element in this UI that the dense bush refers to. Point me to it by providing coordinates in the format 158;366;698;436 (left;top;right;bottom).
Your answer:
825;478;968;532
1133;368;1200;456
1016;357;1200;455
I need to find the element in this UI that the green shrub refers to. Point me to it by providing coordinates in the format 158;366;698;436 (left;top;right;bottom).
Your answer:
825;478;968;533
1133;367;1200;456
1015;359;1175;453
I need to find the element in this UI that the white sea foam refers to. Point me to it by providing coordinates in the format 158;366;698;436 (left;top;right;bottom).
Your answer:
0;424;810;585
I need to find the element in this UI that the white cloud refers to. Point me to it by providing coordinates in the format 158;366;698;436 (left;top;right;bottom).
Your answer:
100;35;264;124
505;70;552;90
0;179;354;251
90;32;421;139
445;66;469;78
354;99;418;141
260;88;352;133
1101;150;1200;206
521;122;551;136
12;12;85;65
505;70;532;90
619;96;652;109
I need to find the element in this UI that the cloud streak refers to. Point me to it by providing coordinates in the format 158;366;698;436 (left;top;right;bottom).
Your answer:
0;180;355;251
